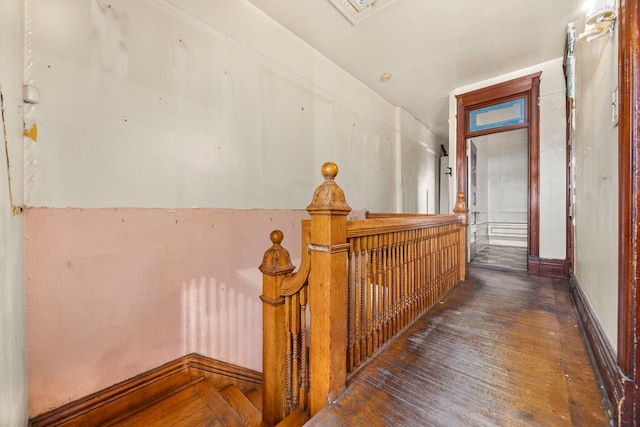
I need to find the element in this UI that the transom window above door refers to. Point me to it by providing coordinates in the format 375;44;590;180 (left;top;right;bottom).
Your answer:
469;98;526;133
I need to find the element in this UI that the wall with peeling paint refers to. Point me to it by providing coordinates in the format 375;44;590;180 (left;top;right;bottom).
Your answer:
22;0;431;418
24;0;399;210
0;0;28;425
572;6;619;351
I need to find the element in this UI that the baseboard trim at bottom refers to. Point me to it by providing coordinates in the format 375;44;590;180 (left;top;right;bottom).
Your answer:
569;273;622;423
29;353;262;427
528;256;567;277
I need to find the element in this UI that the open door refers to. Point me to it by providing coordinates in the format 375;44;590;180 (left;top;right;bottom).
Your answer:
467;140;478;261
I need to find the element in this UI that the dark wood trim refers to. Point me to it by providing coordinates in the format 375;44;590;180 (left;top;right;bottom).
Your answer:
29;354;262;427
527;256;567;278
528;76;541;258
618;0;640;424
569;273;619;422
566;97;575;273
456;72;542;269
563;30;575;273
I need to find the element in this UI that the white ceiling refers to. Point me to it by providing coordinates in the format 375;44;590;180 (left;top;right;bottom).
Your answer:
247;0;579;140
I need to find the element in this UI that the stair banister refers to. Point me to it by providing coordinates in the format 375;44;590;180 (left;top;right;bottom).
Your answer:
260;163;468;426
305;162;352;416
259;230;295;426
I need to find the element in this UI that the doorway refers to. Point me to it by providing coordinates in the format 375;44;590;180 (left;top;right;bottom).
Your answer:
455;73;541;273
467;129;528;271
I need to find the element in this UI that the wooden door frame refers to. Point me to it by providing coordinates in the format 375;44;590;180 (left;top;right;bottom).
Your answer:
617;0;639;424
455;73;541;272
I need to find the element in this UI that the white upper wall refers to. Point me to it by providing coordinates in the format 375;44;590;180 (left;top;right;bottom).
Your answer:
399;108;443;213
448;57;567;260
25;0;402;211
571;5;619;350
487;129;528;224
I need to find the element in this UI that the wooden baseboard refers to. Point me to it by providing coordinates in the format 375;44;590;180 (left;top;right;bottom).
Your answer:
528;256;567;277
29;353;262;427
569;273;622;423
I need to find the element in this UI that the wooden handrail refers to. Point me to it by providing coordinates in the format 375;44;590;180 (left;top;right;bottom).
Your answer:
260;163;467;426
280;222;311;297
347;215;461;237
365;212;439;218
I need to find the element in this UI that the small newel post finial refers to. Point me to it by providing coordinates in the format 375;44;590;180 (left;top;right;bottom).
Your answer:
306;162;351;416
259;230;294;426
307;162;351;214
452;192;468;281
259;230;295;276
452;192;468;222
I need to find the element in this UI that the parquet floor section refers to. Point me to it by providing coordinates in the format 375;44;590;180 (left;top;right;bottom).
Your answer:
308;266;611;427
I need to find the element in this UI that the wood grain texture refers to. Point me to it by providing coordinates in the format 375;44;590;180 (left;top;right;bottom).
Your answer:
219;384;263;426
569;273;618;421
111;378;247;427
30;354;262;427
307;266;610;426
528;256;568;278
617;0;640;424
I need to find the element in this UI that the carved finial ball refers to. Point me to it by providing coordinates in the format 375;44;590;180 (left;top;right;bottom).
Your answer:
321;162;338;180
457;192;465;200
270;229;284;245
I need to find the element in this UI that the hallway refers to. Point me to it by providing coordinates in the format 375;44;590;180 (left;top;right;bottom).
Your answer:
470;245;528;271
308;266;610;426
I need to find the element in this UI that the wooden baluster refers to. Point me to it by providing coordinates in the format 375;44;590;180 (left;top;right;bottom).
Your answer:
381;233;390;345
402;232;409;327
299;286;308;411
367;236;376;358
284;296;293;411
306;162;351;416
347;243;355;373
440;226;446;295
372;235;381;353
360;236;370;364
385;233;398;339
407;230;418;319
291;292;301;409
428;228;436;308
395;232;401;333
414;230;426;314
386;234;398;342
412;229;419;317
259;230;295;426
453;192;468;282
419;229;425;311
351;239;360;371
391;232;399;335
398;232;404;329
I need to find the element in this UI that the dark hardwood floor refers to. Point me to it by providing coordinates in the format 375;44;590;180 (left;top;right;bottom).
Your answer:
308;266;611;427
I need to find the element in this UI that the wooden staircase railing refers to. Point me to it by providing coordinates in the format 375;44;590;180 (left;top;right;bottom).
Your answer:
259;162;467;426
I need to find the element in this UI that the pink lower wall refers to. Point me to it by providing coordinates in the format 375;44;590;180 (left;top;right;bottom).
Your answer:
24;207;309;417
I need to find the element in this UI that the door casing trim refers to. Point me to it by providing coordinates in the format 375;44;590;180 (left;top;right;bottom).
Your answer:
455;73;541;270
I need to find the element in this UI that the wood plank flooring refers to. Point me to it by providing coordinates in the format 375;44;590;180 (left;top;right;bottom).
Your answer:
308;266;611;427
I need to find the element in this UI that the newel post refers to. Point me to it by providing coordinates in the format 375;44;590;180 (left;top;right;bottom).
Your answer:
259;230;295;426
306;162;352;416
453;192;468;281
